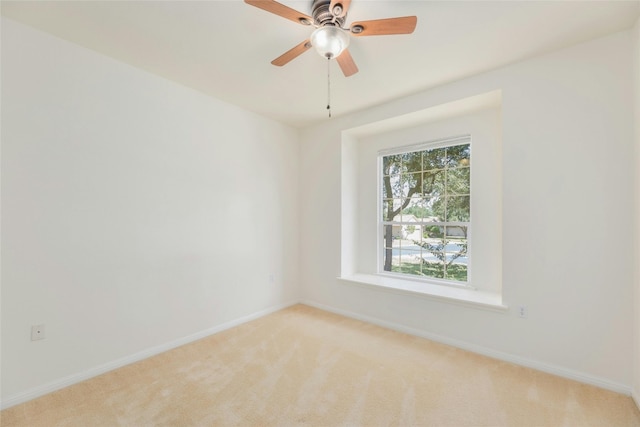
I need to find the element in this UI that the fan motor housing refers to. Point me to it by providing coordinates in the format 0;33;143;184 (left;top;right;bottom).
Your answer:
311;0;346;27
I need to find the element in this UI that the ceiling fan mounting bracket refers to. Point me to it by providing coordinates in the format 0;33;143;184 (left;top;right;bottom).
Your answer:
312;0;346;27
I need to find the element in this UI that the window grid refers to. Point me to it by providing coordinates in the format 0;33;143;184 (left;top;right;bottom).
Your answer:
380;142;470;284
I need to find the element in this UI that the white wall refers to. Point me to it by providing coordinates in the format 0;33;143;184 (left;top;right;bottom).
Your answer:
2;13;637;409
633;16;640;408
1;18;299;404
300;29;635;391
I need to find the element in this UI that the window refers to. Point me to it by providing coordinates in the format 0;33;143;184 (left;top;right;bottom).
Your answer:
340;99;502;307
380;136;471;285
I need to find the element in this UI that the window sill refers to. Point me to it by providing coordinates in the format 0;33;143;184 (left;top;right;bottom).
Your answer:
338;273;507;312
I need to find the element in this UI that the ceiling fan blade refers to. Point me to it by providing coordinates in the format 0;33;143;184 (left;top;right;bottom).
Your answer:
245;0;313;26
329;0;351;18
350;16;417;37
271;39;312;66
336;49;358;77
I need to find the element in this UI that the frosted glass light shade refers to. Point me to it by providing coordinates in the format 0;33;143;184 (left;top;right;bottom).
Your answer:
310;26;350;59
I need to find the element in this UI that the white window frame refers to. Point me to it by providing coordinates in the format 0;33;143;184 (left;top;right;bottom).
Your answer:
377;135;473;289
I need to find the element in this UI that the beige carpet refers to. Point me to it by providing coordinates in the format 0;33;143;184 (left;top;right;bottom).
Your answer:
2;304;639;426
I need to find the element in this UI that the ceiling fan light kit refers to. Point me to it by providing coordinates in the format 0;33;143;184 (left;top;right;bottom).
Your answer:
310;26;350;59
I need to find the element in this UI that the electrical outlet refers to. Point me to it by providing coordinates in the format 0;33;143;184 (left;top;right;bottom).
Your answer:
31;324;46;341
517;306;527;318
269;274;275;283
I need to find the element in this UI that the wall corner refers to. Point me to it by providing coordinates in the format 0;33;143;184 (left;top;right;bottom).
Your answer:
633;15;640;410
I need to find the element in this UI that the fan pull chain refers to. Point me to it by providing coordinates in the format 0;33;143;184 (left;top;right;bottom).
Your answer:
327;57;332;118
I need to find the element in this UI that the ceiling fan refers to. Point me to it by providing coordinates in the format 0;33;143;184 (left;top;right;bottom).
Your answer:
245;0;418;77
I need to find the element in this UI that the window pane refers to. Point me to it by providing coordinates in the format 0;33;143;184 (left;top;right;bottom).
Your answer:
382;181;390;200
382;235;401;272
445;245;468;263
421;257;445;279
422;238;446;253
382;200;390;221
428;193;446;222
444;226;468;282
401;152;422;173
382;248;393;272
401;197;424;221
423;147;447;171
386;248;401;273
445;263;468;281
419;235;447;280
404;197;431;221
383;199;404;221
382;224;394;248
399;250;422;275
383;174;404;199
423;224;444;239
422;169;445;198
446;167;470;195
446;144;471;168
383;154;403;176
445;225;468;239
445;196;470;222
399;172;421;198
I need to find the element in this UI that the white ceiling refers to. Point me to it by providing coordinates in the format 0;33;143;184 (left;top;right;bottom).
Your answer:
2;1;639;128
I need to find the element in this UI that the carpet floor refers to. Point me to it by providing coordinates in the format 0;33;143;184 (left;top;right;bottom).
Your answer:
2;304;639;426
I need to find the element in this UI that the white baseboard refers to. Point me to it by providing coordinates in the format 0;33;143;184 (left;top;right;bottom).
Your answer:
0;301;298;410
3;299;631;410
301;300;632;396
